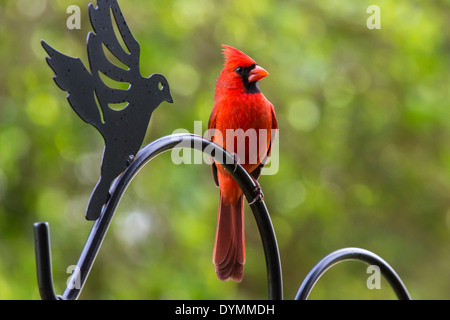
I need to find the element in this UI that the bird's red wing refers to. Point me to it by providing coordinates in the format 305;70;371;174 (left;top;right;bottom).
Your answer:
250;103;277;181
268;103;277;156
209;103;220;187
208;103;218;131
271;104;278;130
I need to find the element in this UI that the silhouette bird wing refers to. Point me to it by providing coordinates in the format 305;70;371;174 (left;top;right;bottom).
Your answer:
42;0;143;132
88;0;140;75
87;0;144;123
41;41;103;129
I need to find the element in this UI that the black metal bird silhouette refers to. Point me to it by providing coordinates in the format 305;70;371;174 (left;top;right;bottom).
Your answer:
42;0;173;221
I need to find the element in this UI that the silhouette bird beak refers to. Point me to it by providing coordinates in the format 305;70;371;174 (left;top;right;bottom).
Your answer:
248;65;269;83
162;82;173;103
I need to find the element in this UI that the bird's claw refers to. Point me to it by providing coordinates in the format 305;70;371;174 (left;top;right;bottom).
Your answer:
248;182;264;205
232;153;240;173
126;154;135;167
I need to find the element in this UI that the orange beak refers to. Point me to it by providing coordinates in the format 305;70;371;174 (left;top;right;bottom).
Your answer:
248;65;269;83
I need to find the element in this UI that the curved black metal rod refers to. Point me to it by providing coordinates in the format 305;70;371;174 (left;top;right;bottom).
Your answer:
33;222;60;300
295;247;411;300
33;133;283;300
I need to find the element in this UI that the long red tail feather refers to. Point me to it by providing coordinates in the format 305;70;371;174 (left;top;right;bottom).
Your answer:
213;194;245;282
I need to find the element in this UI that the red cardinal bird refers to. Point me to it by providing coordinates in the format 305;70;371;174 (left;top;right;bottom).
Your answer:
208;45;277;282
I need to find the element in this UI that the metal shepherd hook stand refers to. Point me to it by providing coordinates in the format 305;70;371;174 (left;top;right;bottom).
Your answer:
34;134;283;300
34;0;411;300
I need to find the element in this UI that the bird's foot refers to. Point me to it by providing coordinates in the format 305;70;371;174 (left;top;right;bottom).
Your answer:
248;179;264;205
126;154;135;167
105;190;112;204
231;153;240;173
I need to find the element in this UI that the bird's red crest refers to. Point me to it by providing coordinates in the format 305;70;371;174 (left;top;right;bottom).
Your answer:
222;45;256;70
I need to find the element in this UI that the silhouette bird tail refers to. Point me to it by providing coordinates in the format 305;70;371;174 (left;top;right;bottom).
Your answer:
213;194;245;282
86;177;111;221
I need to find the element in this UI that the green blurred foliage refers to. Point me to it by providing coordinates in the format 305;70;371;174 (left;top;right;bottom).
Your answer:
0;0;449;300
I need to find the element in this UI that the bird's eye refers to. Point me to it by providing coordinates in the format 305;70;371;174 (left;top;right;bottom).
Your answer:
235;67;243;74
158;82;164;91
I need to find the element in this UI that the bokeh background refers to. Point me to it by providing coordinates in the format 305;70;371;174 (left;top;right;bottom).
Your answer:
0;0;449;299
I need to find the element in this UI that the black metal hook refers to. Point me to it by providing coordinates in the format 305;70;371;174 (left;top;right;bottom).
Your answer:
33;134;283;300
295;247;411;300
